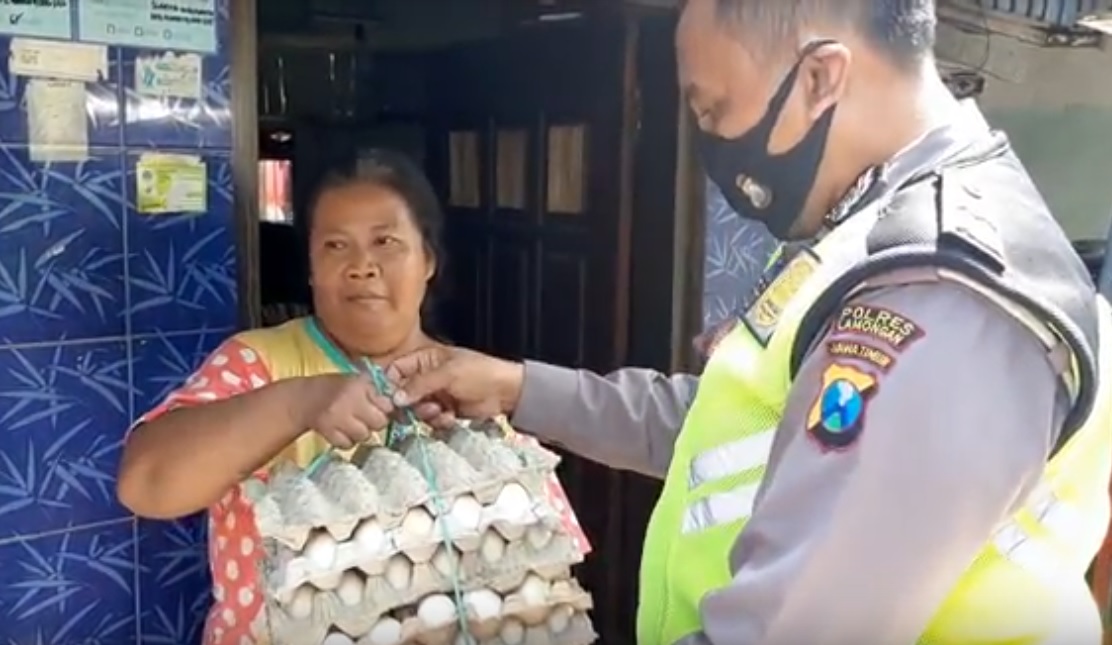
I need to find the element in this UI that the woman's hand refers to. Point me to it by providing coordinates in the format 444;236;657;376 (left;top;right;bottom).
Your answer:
299;374;397;448
385;346;525;428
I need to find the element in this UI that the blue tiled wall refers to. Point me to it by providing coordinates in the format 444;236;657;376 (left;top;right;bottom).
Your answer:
702;177;778;332
0;2;235;643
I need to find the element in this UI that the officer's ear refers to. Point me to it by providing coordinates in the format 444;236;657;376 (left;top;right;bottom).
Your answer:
798;43;851;121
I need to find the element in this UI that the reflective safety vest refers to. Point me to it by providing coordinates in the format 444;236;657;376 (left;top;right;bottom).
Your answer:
636;131;1112;645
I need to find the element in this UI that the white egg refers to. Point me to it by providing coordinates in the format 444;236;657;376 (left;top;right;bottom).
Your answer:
384;555;413;591
478;531;505;563
400;507;435;540
353;518;387;555
494;483;531;516
417;594;458;628
336;572;363;606
302;531;338;571
288;585;314;619
448;494;483;532
366;617;403;645
499;618;525;644
463;589;503;621
547;605;573;633
518;575;549;607
321;632;354;645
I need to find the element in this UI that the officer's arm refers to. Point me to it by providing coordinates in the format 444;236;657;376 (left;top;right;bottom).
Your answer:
511;362;698;479
695;281;1062;645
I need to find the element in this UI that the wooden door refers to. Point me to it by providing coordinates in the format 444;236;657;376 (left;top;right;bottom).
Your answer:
427;16;638;642
427;19;629;364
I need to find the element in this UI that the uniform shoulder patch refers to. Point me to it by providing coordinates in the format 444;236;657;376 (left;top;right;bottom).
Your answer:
806;362;877;451
831;304;924;351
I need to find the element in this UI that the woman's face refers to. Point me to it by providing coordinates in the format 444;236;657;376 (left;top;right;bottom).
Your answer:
309;182;435;356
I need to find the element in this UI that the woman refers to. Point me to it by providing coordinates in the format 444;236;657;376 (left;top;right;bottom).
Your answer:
117;151;587;645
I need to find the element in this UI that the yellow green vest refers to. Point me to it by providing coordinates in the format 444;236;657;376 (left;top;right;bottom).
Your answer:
636;227;1112;644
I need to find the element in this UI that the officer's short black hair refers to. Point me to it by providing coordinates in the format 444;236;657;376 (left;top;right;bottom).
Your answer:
713;0;937;68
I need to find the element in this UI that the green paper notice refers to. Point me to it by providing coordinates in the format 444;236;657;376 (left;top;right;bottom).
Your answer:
136;153;207;214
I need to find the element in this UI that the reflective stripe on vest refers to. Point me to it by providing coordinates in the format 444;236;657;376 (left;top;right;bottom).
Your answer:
992;484;1085;573
682;430;775;534
684;451;1086;563
682;481;761;535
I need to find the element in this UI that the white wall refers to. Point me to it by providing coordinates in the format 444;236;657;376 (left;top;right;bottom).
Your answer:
937;20;1112;241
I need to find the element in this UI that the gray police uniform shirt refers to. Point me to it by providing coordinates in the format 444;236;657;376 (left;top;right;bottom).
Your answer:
514;284;1063;645
510;139;1070;645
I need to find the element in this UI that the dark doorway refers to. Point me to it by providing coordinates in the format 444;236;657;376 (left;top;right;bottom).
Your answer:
426;10;680;642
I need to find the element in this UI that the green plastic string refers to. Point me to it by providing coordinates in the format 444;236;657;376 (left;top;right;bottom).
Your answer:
364;363;416;448
300;319;473;642
360;358;473;643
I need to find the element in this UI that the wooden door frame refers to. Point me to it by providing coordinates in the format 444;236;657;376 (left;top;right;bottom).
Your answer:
669;103;707;372
624;3;704;373
611;12;639;367
231;0;262;329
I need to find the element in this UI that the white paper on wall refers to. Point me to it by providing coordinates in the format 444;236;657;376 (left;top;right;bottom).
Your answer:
26;78;89;163
10;38;108;82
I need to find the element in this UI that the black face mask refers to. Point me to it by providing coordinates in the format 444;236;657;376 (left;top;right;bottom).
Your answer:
698;40;839;240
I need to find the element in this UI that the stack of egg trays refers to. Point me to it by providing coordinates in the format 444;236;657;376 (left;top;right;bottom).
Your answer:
243;423;598;645
273;575;596;645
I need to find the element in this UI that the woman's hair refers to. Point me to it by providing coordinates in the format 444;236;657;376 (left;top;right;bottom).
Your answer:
306;149;448;332
307;149;445;268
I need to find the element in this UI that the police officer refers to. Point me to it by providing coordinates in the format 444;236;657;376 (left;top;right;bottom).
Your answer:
388;0;1112;643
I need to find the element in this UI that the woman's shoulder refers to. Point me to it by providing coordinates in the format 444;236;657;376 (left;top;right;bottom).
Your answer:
231;317;339;380
232;316;312;348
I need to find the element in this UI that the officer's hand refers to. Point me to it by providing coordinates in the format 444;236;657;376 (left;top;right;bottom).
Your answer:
299;374;396;449
386;346;524;429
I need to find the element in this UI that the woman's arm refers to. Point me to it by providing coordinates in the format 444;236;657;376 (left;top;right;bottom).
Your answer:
118;379;318;520
118;337;321;520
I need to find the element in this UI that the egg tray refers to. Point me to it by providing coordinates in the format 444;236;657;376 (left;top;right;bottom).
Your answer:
269;576;595;645
245;426;561;552
264;482;567;601
315;611;596;645
268;526;583;610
